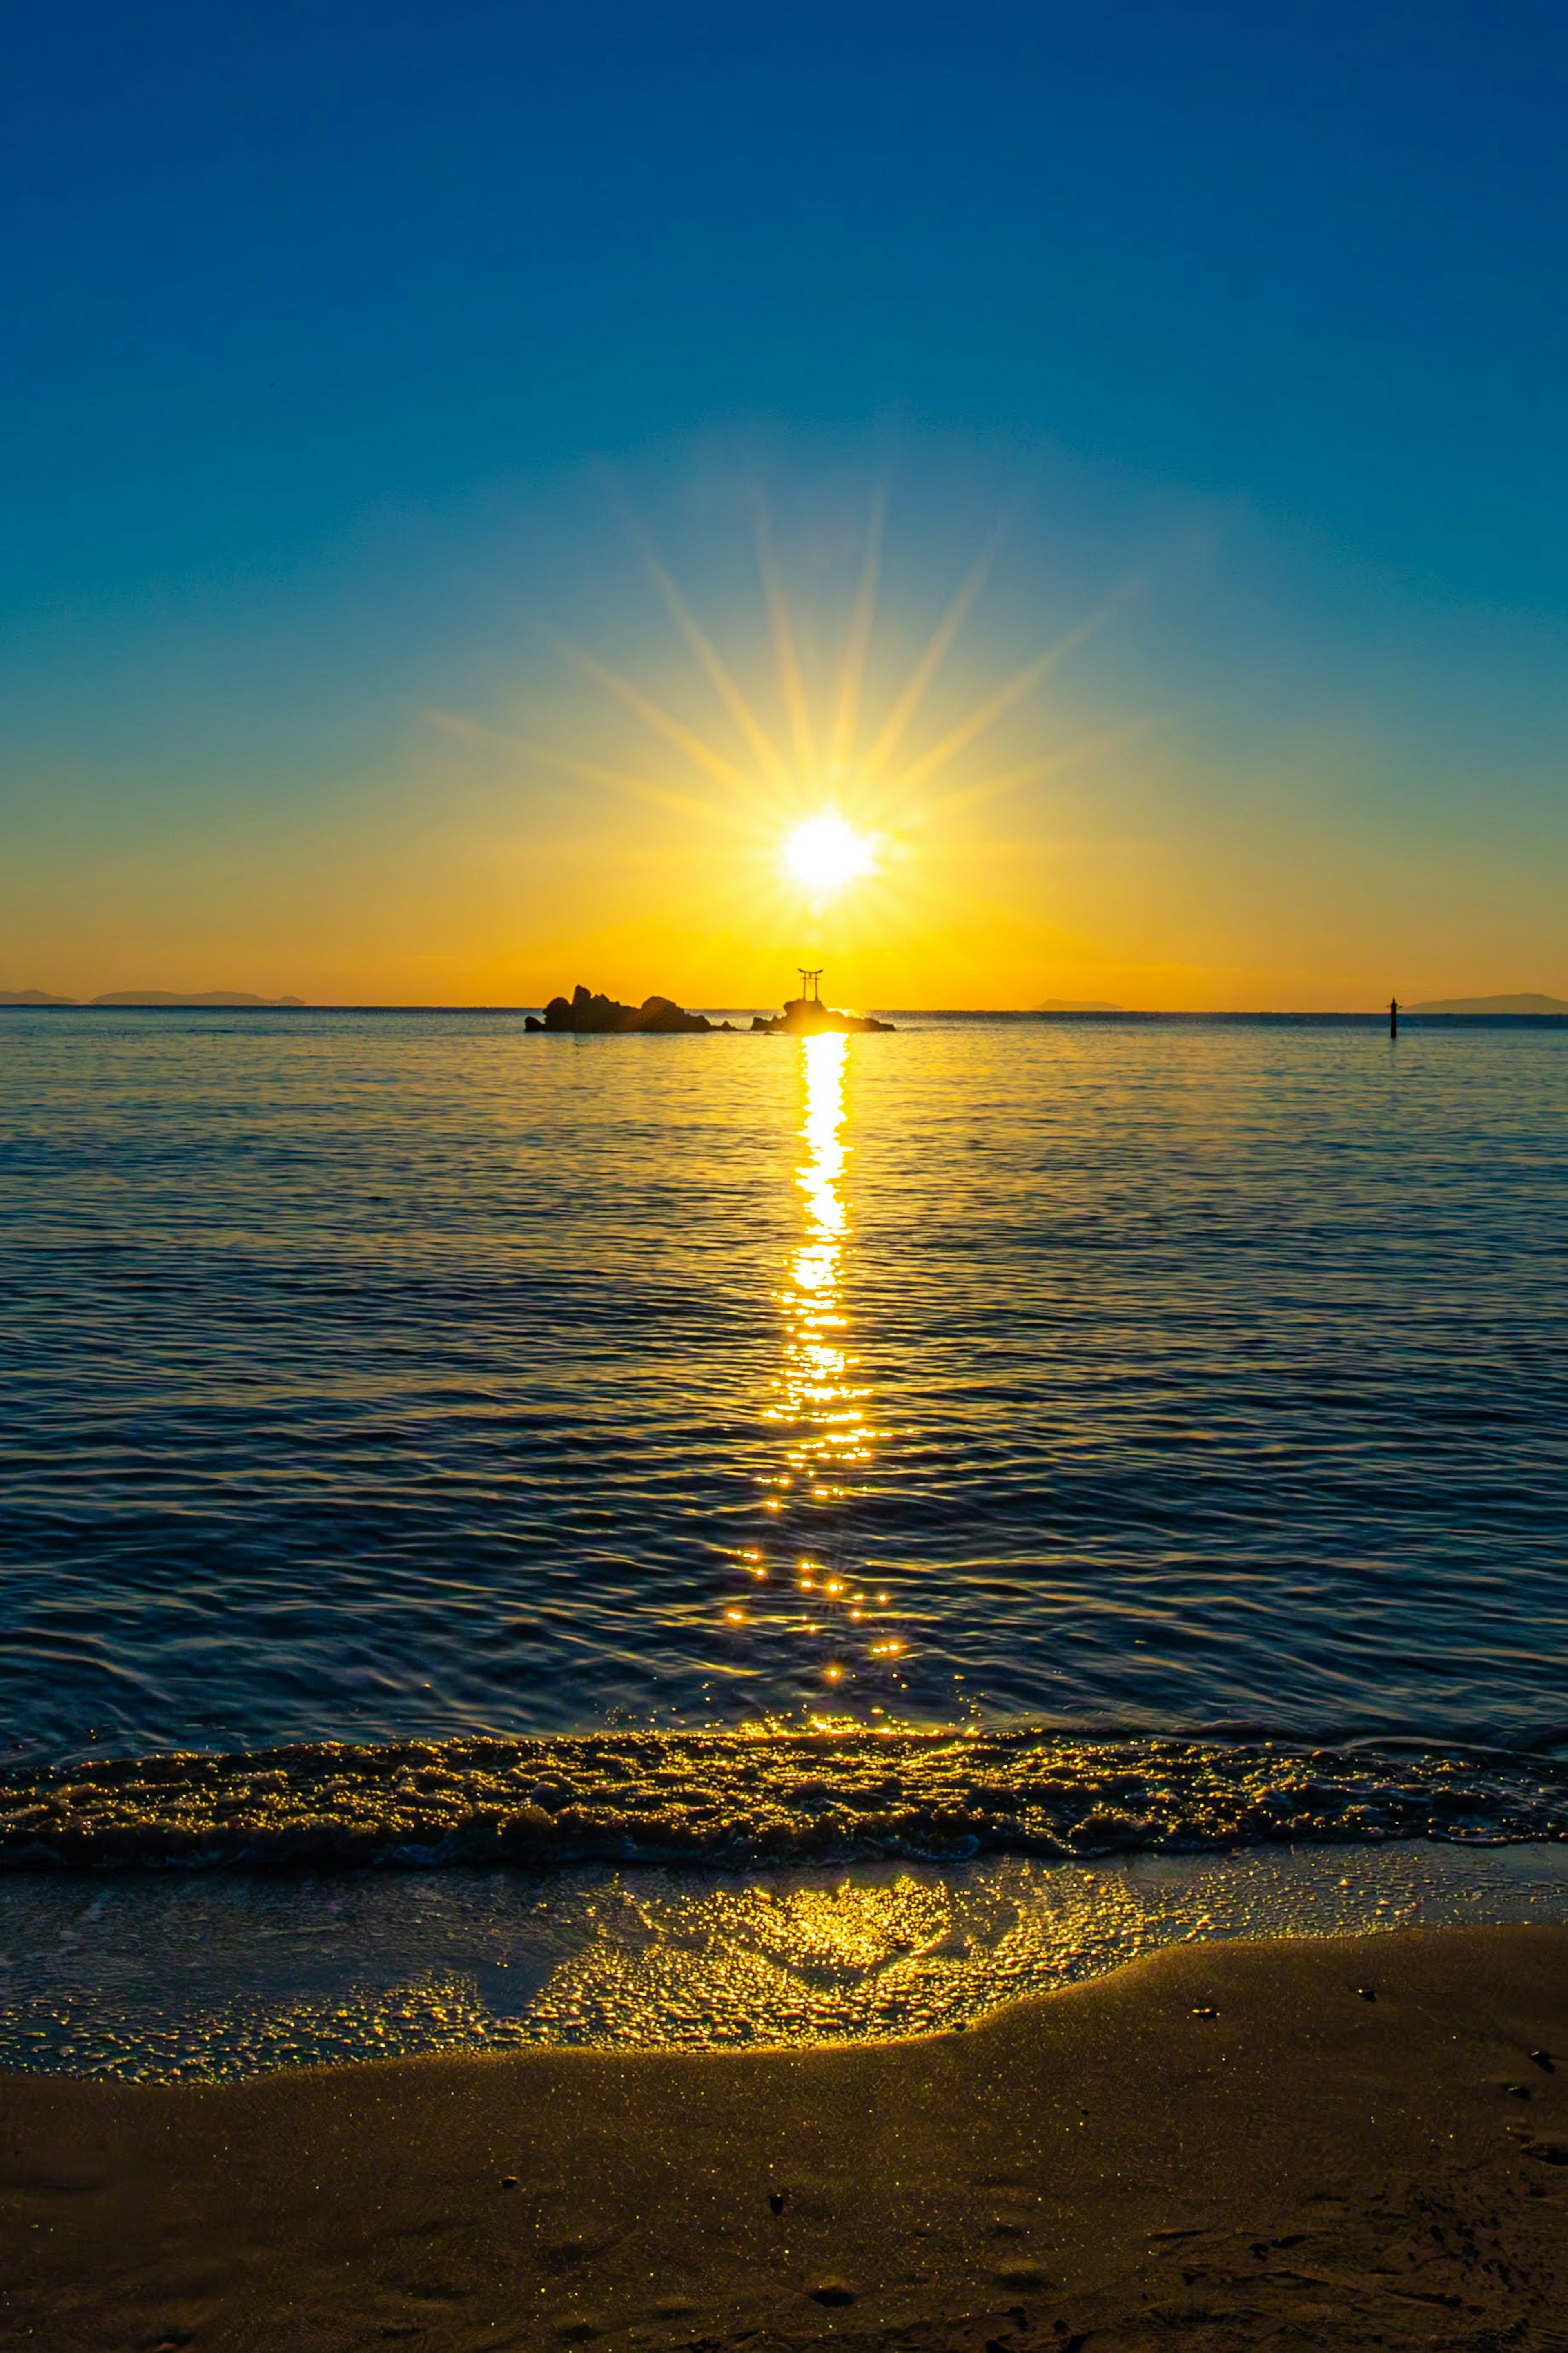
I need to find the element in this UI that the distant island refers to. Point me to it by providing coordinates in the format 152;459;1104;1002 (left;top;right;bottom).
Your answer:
89;991;307;1008
0;990;306;1008
1036;998;1123;1012
1408;992;1568;1015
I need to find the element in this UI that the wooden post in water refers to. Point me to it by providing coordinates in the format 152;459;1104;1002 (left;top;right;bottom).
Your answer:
1389;997;1399;1039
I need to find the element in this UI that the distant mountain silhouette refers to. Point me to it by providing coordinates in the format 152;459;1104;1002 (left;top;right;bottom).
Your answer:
1409;992;1568;1015
1036;997;1123;1012
0;989;75;1005
88;991;307;1008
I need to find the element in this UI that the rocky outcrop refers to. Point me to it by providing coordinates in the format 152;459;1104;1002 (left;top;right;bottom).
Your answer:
751;995;894;1035
523;982;889;1035
526;985;724;1034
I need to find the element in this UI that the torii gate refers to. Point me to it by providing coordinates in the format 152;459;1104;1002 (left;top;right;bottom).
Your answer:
797;968;823;1004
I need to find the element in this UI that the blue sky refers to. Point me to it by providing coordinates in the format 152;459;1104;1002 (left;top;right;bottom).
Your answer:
3;0;1566;1003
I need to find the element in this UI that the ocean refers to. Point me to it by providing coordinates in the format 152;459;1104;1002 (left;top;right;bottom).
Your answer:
2;1005;1566;2074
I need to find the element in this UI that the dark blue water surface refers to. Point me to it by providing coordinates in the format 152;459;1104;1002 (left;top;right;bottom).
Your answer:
1;1008;1566;1861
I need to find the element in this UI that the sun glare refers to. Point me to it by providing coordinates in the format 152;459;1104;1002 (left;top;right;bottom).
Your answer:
493;496;1116;966
783;812;878;897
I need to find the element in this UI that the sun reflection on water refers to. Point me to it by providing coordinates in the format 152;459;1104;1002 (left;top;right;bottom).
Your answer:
778;1033;869;1485
729;1031;909;1699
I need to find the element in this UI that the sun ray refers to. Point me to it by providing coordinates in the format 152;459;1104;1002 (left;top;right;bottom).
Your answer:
425;709;726;825
886;649;1056;793
641;552;795;787
889;603;1119;796
859;526;1003;780
502;502;1138;959
755;500;819;781
519;743;728;826
826;493;884;784
561;642;757;795
915;719;1160;821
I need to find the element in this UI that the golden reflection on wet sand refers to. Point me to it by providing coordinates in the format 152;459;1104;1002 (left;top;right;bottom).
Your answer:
12;1845;1568;2078
509;1849;1568;2048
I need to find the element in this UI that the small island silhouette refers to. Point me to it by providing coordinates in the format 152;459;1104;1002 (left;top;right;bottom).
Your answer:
526;987;724;1033
748;969;893;1033
525;973;893;1035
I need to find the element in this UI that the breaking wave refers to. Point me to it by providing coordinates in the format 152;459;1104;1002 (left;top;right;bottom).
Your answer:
3;1726;1566;1871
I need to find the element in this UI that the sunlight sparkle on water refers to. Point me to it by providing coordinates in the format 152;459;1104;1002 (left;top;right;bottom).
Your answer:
778;1034;866;1472
746;1028;895;1694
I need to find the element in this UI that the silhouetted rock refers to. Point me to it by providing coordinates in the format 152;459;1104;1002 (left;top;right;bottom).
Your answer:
527;980;891;1035
634;994;713;1033
752;993;893;1035
533;985;714;1034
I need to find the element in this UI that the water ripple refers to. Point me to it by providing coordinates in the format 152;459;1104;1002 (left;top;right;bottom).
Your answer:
1;1008;1565;1778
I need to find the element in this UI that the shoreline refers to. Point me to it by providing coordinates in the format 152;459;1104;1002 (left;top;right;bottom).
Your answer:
7;1725;1565;1870
4;1838;1568;2085
4;1923;1566;2348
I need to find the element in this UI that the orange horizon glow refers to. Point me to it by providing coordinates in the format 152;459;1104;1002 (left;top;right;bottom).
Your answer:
8;501;1566;1016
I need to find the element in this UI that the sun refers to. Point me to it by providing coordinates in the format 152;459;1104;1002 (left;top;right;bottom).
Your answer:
782;812;878;897
495;497;1118;952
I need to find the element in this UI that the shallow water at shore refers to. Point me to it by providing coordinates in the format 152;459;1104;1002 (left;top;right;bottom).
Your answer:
4;1840;1567;2081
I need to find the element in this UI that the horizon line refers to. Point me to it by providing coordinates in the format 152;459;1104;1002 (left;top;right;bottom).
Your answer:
6;1001;1568;1020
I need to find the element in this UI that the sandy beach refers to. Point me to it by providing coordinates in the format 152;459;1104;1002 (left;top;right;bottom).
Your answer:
3;1922;1566;2349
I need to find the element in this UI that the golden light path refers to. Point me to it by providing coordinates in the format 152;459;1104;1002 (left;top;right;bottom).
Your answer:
779;1032;868;1488
749;1030;896;1695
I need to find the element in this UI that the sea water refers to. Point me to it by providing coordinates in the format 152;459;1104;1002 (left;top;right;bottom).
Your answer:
1;1007;1565;2072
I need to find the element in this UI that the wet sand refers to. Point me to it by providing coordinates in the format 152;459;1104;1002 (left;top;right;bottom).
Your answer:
3;1923;1566;2350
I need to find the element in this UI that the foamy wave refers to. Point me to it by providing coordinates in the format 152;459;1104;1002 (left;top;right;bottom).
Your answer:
2;1728;1566;1869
